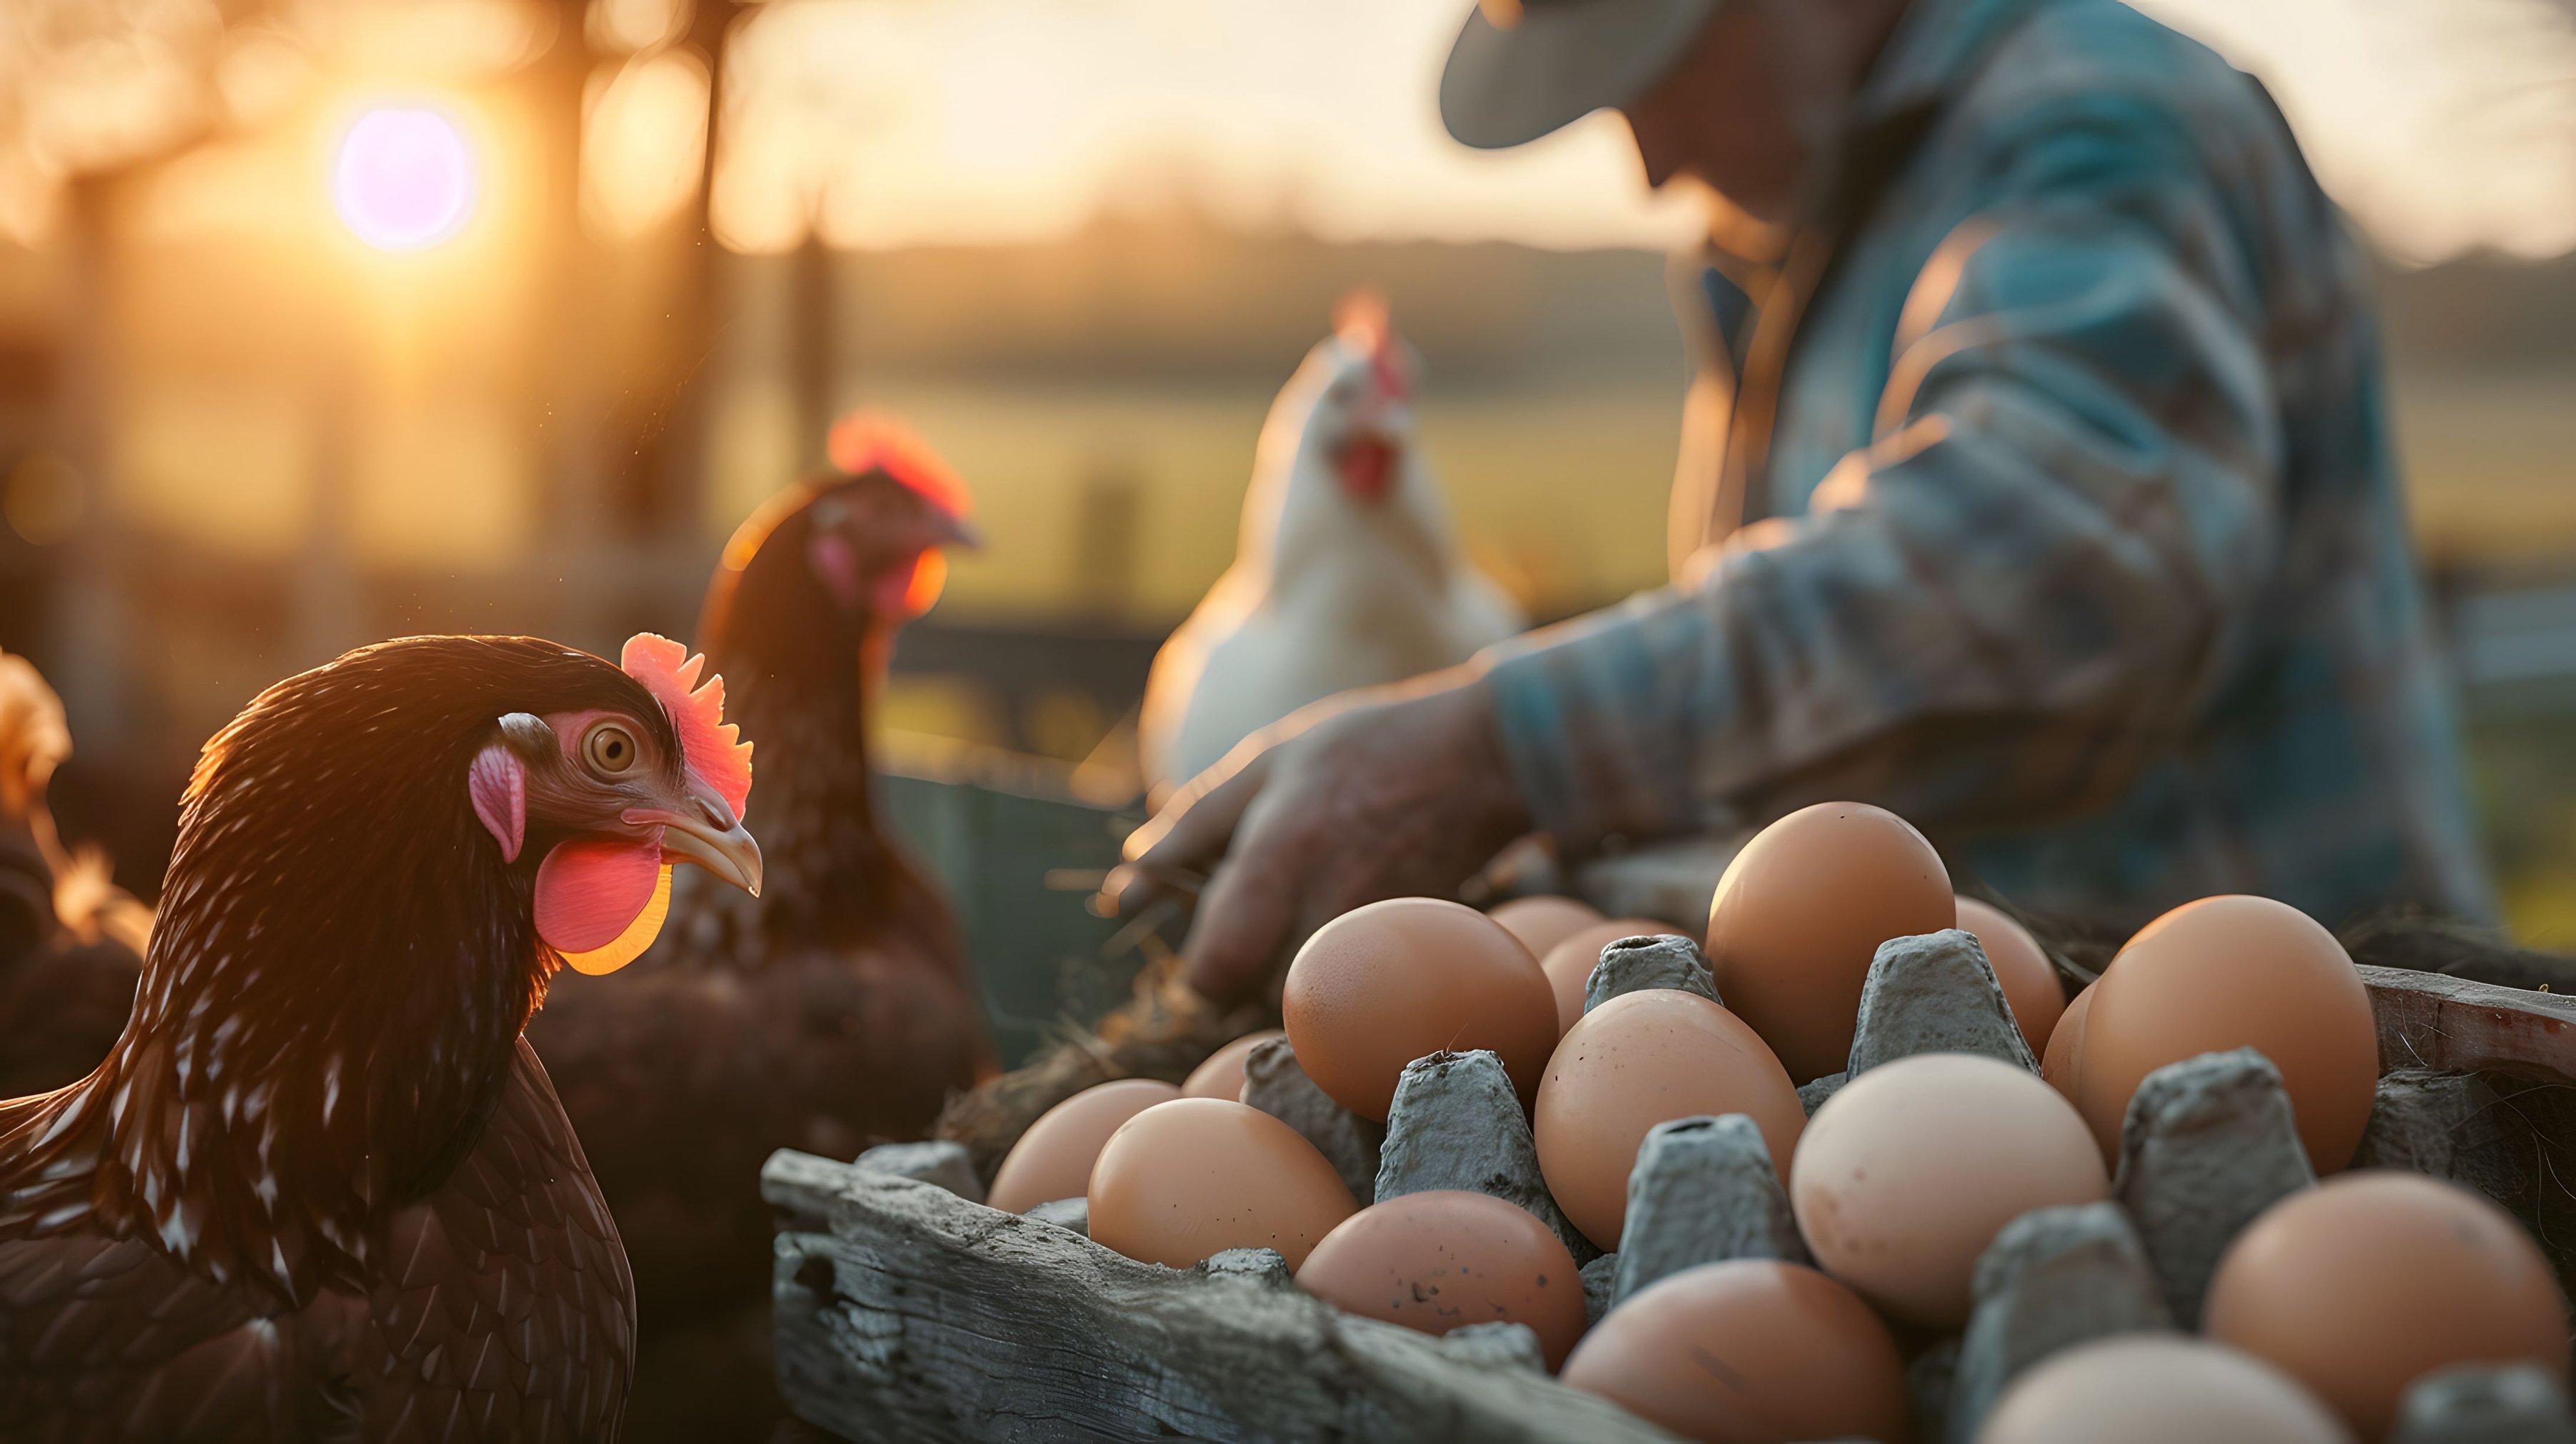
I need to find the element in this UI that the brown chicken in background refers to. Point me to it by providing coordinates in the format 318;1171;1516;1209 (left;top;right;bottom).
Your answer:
527;415;999;1432
0;633;765;1439
0;651;154;1102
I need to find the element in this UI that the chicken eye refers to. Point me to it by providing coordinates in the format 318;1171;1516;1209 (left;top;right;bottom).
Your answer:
582;723;639;776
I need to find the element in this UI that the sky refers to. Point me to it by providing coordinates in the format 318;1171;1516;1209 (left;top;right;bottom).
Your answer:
2131;0;2576;262
710;0;2576;262
1;0;2573;262
710;0;1706;254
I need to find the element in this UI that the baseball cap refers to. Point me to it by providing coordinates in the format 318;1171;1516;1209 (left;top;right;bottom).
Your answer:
1438;0;1721;150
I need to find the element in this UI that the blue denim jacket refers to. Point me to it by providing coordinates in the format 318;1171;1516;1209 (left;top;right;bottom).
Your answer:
1482;0;2495;934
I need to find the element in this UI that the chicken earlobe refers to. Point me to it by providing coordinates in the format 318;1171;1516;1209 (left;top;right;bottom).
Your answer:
468;740;529;863
808;530;864;610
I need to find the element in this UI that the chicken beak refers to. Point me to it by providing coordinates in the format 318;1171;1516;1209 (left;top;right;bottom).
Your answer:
655;778;764;898
933;508;981;551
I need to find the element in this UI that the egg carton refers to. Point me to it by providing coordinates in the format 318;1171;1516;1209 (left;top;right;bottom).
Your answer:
763;938;2576;1444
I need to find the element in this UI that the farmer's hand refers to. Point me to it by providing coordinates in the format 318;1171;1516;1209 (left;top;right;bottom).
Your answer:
1115;670;1533;1005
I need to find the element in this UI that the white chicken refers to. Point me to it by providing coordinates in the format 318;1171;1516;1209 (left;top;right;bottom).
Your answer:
1141;294;1525;793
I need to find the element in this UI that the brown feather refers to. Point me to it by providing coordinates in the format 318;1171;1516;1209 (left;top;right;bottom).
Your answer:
0;636;658;1440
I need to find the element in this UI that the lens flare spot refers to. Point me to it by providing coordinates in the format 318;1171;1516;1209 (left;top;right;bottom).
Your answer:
334;107;476;251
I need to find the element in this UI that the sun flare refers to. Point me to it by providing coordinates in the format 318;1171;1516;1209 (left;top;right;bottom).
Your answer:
333;105;477;252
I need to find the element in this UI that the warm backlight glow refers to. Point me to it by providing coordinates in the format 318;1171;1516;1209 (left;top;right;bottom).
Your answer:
583;51;711;240
334;106;476;251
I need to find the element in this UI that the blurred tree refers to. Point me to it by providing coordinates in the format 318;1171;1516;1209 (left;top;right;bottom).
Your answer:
583;0;757;549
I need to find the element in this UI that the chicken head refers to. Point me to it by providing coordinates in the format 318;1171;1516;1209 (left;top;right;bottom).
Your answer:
470;632;761;974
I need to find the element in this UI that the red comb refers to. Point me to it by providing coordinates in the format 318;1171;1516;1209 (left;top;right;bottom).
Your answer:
620;633;752;815
826;411;972;519
1333;289;1388;355
1332;289;1410;402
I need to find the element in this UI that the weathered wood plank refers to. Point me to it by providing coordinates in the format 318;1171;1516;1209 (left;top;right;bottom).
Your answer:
763;1151;1674;1444
2362;966;2576;1081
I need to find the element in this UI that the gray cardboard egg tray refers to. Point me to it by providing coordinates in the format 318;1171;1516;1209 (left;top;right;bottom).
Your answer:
764;933;2576;1444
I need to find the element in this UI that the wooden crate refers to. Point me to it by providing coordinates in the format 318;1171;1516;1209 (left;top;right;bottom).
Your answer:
2358;964;2576;1078
763;1153;1665;1443
766;967;2576;1444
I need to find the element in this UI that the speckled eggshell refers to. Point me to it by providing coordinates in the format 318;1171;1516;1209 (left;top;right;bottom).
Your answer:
1560;1260;1911;1444
1705;802;1954;1082
1181;1029;1286;1102
2040;980;2095;1099
1283;898;1560;1120
1533;989;1805;1251
2076;895;2378;1172
1539;918;1690;1034
986;1078;1182;1213
1981;1337;2352;1444
1953;896;2066;1053
1297;1190;1587;1369
1790;1052;2109;1327
2204;1172;2571;1441
1488;894;1605;961
1086;1098;1357;1270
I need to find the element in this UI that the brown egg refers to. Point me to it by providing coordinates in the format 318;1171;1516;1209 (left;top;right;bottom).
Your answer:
1087;1098;1357;1270
1488;894;1605;960
986;1078;1182;1213
1953;896;2066;1053
2041;979;2095;1098
1181;1029;1286;1102
1539;918;1691;1033
1297;1190;1587;1368
1705;802;1954;1082
1790;1053;2109;1327
2076;896;2377;1171
1534;989;1805;1251
2204;1172;2571;1440
1560;1260;1909;1444
1284;898;1560;1120
1981;1337;2352;1444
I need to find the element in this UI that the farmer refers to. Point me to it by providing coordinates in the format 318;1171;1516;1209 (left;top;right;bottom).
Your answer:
1121;0;2494;1004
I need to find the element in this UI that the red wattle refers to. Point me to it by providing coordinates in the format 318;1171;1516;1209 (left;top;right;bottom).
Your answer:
535;834;665;954
1337;438;1395;502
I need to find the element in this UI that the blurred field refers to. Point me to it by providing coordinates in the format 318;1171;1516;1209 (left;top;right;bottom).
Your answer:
1;0;2574;947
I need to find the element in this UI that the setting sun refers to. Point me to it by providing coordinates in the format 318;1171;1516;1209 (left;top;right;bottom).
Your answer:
333;106;478;252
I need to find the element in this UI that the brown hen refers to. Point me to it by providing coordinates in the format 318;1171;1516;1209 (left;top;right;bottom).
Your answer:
527;417;996;1431
0;634;763;1440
